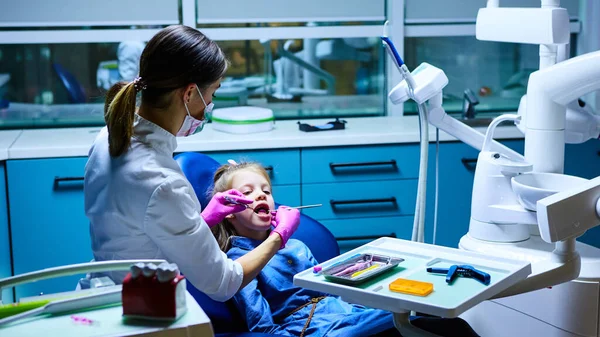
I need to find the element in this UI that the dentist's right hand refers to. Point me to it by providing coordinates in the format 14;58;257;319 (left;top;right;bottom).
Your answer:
269;206;300;248
201;189;253;228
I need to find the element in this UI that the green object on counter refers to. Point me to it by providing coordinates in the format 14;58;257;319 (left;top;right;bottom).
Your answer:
211;116;275;125
0;299;50;319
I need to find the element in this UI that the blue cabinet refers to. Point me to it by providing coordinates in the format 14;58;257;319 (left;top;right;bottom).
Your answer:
321;216;414;253
19;136;596;296
302;180;417;220
208;149;301;207
302;144;420;183
564;141;600;248
7;158;92;300
272;185;301;209
209;149;301;186
0;163;13;303
301;144;419;252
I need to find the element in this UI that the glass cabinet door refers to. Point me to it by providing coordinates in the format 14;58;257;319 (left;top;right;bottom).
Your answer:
0;42;141;128
214;38;386;120
402;35;579;117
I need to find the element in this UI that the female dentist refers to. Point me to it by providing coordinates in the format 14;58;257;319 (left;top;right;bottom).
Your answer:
84;25;300;302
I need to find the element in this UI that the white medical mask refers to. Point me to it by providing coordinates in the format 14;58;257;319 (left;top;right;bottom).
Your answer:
176;85;214;137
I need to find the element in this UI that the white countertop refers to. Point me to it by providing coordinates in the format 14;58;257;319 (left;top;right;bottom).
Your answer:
5;116;524;160
0;130;22;160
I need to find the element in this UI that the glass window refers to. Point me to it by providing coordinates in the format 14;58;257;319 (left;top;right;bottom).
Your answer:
0;37;386;129
0;42;125;129
402;34;579;118
216;38;386;120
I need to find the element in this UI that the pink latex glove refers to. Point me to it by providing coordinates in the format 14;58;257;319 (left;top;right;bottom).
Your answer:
269;206;300;248
201;189;253;228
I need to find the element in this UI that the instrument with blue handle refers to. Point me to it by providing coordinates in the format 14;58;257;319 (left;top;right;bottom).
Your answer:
426;265;491;285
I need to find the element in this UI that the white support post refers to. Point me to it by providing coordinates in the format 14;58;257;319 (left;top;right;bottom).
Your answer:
181;0;196;28
386;0;405;116
577;0;600;111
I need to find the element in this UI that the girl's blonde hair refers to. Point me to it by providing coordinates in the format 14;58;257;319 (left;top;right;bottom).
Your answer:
210;161;272;252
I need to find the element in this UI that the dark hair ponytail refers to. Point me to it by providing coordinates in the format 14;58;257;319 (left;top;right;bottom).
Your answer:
104;25;228;157
104;81;137;157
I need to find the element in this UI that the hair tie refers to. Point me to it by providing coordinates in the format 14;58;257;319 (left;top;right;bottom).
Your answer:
227;159;238;166
133;76;147;92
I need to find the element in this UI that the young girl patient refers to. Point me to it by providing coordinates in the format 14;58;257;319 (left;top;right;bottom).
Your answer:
210;161;478;337
210;161;399;337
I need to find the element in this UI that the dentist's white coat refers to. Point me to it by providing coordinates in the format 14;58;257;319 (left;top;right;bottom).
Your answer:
84;114;243;302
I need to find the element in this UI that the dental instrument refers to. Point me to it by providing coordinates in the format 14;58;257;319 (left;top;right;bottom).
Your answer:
224;195;322;214
382;22;427;244
426;265;491;286
288;204;323;210
332;256;373;277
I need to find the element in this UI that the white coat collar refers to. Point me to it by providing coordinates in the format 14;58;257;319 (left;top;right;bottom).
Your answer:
132;114;177;155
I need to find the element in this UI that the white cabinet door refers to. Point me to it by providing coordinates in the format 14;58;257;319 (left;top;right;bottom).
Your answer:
0;0;179;27
405;0;580;24
196;0;385;24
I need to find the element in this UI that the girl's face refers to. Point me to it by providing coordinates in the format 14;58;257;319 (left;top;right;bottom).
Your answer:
227;169;275;240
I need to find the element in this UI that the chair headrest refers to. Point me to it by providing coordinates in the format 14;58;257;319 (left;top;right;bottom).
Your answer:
174;152;221;209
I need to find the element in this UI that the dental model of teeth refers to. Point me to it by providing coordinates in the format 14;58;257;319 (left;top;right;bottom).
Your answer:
122;262;188;321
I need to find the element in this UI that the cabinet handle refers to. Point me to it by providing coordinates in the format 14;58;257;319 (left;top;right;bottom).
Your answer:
336;233;397;241
53;176;84;190
461;158;478;171
329;160;397;170
330;197;397;206
263;165;274;177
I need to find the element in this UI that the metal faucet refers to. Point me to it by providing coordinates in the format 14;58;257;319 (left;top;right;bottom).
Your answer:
462;88;480;119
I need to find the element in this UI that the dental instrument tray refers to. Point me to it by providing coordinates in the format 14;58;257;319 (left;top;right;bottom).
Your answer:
298;118;346;132
321;253;404;285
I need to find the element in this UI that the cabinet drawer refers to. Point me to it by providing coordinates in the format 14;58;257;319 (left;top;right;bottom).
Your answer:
320;216;413;254
208;149;300;185
302;180;417;220
301;144;419;184
273;185;301;208
7;158;92;299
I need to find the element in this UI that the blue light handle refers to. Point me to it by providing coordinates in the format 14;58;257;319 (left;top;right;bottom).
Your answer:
381;36;405;67
426;267;449;274
427;266;458;284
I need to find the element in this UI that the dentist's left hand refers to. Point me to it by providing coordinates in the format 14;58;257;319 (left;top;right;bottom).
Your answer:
201;189;253;228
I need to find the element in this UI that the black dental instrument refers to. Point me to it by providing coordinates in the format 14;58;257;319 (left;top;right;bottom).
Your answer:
426;265;491;285
298;118;346;132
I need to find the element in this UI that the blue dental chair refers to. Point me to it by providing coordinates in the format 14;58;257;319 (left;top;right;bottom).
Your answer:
174;152;480;337
174;152;340;336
